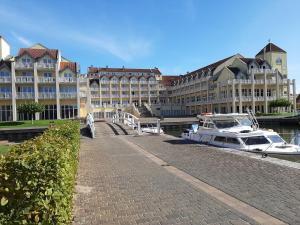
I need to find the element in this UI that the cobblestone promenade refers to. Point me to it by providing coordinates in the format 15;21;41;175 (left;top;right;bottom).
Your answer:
73;123;299;225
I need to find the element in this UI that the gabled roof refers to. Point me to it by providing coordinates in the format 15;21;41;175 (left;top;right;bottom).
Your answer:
240;57;267;66
60;62;77;73
17;48;58;59
0;60;11;69
256;43;286;56
161;75;179;86
88;67;161;75
227;67;240;75
188;55;236;76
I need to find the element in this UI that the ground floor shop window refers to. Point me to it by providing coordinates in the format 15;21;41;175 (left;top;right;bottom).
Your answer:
61;105;78;119
0;105;12;121
40;105;57;120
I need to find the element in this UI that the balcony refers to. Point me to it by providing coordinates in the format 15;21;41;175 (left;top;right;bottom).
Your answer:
0;93;12;99
38;77;56;83
92;94;100;98
39;92;56;99
15;76;34;83
37;63;56;70
17;92;34;99
248;68;275;74
0;77;11;83
122;94;129;97
60;92;77;99
59;77;77;83
101;94;110;98
15;62;33;69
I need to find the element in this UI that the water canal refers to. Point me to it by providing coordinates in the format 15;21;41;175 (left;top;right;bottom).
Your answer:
163;124;300;163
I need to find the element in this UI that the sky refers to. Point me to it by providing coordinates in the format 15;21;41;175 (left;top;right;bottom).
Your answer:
0;0;299;91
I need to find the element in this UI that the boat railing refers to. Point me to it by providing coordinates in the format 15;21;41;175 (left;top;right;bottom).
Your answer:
246;108;259;130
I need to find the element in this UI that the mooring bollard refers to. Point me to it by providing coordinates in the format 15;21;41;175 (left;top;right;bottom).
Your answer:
157;119;161;135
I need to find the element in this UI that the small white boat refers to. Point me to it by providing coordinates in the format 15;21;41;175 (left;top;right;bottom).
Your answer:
141;124;164;134
181;111;300;155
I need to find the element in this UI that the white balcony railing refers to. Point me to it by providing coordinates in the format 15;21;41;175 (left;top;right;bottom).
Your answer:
0;93;12;99
248;68;275;74
15;76;34;83
38;92;56;99
60;92;77;99
38;77;56;83
59;77;77;83
0;77;11;83
37;63;56;69
15;62;33;69
92;94;100;98
17;92;34;99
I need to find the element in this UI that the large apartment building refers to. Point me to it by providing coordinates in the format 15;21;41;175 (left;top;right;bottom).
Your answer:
0;36;297;121
159;43;296;116
0;37;80;121
79;67;161;118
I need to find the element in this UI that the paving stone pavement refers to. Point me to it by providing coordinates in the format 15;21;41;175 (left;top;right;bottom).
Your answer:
125;134;300;225
73;123;259;225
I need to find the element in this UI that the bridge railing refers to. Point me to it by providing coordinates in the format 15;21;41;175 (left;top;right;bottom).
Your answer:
112;111;141;134
86;113;95;138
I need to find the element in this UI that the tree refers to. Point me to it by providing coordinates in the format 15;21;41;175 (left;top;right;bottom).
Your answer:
269;98;292;113
17;102;45;124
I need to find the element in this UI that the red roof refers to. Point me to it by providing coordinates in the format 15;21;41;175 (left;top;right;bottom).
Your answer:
17;48;58;59
60;62;77;72
88;67;161;75
161;76;179;86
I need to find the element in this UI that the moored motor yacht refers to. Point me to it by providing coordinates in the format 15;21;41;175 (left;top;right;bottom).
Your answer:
141;124;164;134
181;111;300;155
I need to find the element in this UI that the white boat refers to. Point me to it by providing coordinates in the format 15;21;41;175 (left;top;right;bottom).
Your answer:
141;124;164;134
181;111;300;155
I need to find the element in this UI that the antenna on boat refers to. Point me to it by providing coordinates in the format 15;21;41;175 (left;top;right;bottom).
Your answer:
246;108;259;130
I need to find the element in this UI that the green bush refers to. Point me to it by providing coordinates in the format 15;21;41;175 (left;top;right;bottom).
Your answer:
0;121;80;224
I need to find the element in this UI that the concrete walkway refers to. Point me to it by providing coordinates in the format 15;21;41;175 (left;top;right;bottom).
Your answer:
73;123;261;225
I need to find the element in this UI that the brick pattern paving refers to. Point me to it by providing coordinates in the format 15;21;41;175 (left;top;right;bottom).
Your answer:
126;135;300;225
73;123;258;225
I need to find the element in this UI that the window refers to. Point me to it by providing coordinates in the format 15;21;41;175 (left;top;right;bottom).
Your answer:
43;58;53;64
267;135;284;143
214;136;226;142
276;57;282;65
22;72;33;77
0;71;9;77
226;137;240;144
22;57;31;64
241;136;270;145
44;72;52;77
64;73;72;78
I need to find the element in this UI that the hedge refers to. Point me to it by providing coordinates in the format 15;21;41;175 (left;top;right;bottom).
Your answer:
0;121;80;224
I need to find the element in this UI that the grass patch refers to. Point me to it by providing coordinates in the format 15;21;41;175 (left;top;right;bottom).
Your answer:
0;120;66;128
0;145;10;155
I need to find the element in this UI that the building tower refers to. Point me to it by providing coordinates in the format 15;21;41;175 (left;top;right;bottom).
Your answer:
0;36;11;60
255;42;287;77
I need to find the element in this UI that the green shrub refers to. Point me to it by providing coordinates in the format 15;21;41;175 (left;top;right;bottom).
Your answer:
0;121;80;224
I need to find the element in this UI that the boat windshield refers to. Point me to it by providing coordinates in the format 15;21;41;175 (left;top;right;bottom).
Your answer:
212;119;239;128
212;117;252;129
267;135;285;143
241;136;270;145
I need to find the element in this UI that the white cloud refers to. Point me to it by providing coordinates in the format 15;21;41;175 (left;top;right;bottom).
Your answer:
11;31;32;46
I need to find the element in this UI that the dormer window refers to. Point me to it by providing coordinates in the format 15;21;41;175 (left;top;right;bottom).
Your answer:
0;71;9;77
22;58;31;64
43;58;53;64
64;73;72;78
276;57;282;65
